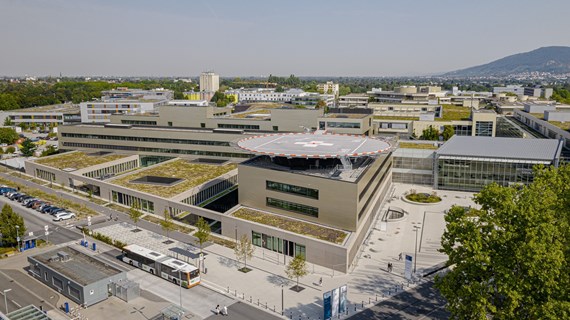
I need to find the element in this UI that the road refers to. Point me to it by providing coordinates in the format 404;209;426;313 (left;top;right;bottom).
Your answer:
346;278;449;320
0;195;81;246
203;301;284;320
0;270;55;314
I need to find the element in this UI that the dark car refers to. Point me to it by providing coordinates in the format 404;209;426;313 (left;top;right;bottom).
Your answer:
0;187;16;195
26;199;41;208
40;205;55;214
50;208;66;215
9;193;23;200
18;195;33;203
45;207;62;215
31;201;46;210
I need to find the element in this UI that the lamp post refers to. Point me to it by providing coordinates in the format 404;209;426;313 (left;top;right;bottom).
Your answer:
15;226;20;253
413;226;421;274
281;284;284;315
175;268;183;311
3;288;12;314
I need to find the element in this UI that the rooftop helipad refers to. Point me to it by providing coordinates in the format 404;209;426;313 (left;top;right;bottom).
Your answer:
237;133;391;158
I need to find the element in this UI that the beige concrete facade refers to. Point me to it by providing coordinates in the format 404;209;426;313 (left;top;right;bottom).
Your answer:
317;113;374;135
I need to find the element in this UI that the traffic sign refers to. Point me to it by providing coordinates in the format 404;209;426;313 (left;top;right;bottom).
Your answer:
45;231;49;236
44;225;49;231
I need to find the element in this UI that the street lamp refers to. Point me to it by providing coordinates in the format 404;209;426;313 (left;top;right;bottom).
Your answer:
413;226;421;274
3;288;12;314
281;284;284;315
15;226;20;253
174;268;183;310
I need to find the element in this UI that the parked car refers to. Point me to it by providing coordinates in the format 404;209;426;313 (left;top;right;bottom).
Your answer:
31;201;46;210
18;195;33;203
53;211;75;222
49;208;66;216
40;205;55;214
26;199;41;208
0;187;16;195
21;197;37;206
9;193;23;200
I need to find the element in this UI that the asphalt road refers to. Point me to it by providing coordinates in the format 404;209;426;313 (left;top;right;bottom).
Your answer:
346;278;449;320
0;195;81;246
0;271;54;314
203;301;283;320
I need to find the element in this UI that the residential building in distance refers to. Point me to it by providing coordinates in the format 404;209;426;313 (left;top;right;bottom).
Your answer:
493;85;553;99
367;86;444;104
0;103;80;127
317;81;339;97
493;85;526;96
200;71;220;92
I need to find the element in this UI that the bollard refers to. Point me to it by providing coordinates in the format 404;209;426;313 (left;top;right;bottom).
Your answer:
290;311;293;319
235;289;237;296
354;304;357;311
369;297;371;304
227;286;229;293
250;296;252;302
362;301;364;308
265;302;267;309
257;299;259;306
376;293;378;301
242;293;244;300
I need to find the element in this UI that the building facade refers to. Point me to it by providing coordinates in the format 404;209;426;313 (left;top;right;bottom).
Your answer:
199;72;220;92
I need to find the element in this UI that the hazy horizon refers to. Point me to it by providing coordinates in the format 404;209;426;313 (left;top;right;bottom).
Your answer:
1;0;570;77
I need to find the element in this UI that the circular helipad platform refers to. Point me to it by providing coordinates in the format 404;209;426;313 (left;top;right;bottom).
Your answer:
237;133;391;158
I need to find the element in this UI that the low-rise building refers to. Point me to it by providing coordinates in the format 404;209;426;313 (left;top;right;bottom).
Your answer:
28;246;127;307
514;106;570;150
102;87;174;101
79;99;167;123
338;94;369;108
0;104;80;127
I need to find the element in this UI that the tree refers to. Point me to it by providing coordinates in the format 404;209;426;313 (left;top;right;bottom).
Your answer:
40;145;58;157
436;165;570;319
128;202;143;230
6;146;15;154
3;117;13;126
160;208;176;240
285;254;309;291
0;128;19;144
0;204;26;247
442;125;455;141
315;99;327;110
194;217;211;271
20;139;36;157
18;122;28;131
234;234;255;271
420;125;440;141
0;93;19;111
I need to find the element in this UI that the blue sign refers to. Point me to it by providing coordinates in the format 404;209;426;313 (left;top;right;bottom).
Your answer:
404;254;413;280
323;291;332;320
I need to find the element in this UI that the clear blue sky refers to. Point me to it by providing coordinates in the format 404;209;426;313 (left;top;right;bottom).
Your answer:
1;0;569;77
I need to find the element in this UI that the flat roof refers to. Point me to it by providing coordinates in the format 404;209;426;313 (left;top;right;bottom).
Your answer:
436;136;562;161
31;246;124;286
10;104;79;113
237;133;391;158
110;159;237;198
34;151;127;170
322;113;369;119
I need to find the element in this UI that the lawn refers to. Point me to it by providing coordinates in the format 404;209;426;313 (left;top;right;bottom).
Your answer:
548;121;570;132
436;105;471;121
111;159;237;198
405;192;441;203
35;151;127;170
398;142;439;150
232;207;348;244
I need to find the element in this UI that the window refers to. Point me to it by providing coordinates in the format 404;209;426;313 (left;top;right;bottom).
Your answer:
266;181;318;199
273;126;279;131
326;122;360;129
218;124;260;130
266;197;318;218
168;122;173;127
201;123;206;128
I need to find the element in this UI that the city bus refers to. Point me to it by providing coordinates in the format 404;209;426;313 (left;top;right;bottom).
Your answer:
122;244;200;288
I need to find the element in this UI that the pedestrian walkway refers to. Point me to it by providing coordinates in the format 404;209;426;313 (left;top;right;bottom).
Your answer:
93;183;477;319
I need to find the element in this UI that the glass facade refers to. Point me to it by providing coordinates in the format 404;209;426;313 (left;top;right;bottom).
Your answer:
217;123;260;130
392;149;434;185
112;191;155;213
475;121;493;136
436;157;544;192
61;132;230;146
266;180;319;199
252;231;306;258
325;122;361;129
266;197;318;218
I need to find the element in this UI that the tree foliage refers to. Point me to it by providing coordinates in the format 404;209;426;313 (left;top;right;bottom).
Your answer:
420;125;440;140
551;88;570;104
5;146;16;154
20;139;36;157
160;209;176;240
0;128;19;144
234;234;255;270
128;202;143;230
436;165;570;319
442;125;455;141
194;217;211;253
285;254;309;288
40;145;58;157
0;204;26;246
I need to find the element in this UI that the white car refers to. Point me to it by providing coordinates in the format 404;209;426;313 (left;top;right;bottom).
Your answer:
53;211;76;222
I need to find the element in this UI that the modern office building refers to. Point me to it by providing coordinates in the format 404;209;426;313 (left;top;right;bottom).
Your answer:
79;99;168;123
434;136;563;191
28;246;127;307
513;105;570;150
367;86;444;104
338;94;369;108
101;88;174;101
0;104;80;127
493;85;553;99
199;71;220;92
493;85;526;96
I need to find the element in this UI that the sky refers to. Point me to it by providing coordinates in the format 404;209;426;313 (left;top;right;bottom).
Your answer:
1;0;570;77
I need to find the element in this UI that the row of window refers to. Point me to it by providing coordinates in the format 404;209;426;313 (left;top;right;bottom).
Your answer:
61;142;252;158
323;121;361;129
266;197;318;218
36;168;56;182
61;133;231;146
266;181;319;199
251;231;306;258
218;124;260;130
112;191;155;213
121;120;158;125
82;159;139;179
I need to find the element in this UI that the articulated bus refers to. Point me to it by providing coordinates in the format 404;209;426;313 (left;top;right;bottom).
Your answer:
122;244;200;288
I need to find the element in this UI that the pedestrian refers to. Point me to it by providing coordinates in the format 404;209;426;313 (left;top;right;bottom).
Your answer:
398;252;402;260
387;262;391;272
215;305;220;315
318;277;323;286
223;305;228;316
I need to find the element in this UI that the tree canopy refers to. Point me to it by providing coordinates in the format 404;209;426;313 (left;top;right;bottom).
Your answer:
0;128;19;144
0;204;26;247
442;125;455;141
20;139;36;157
128;202;143;230
420;125;440;141
436;164;570;319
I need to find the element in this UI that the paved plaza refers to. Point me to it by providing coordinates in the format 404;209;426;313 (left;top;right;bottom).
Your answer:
93;183;477;319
